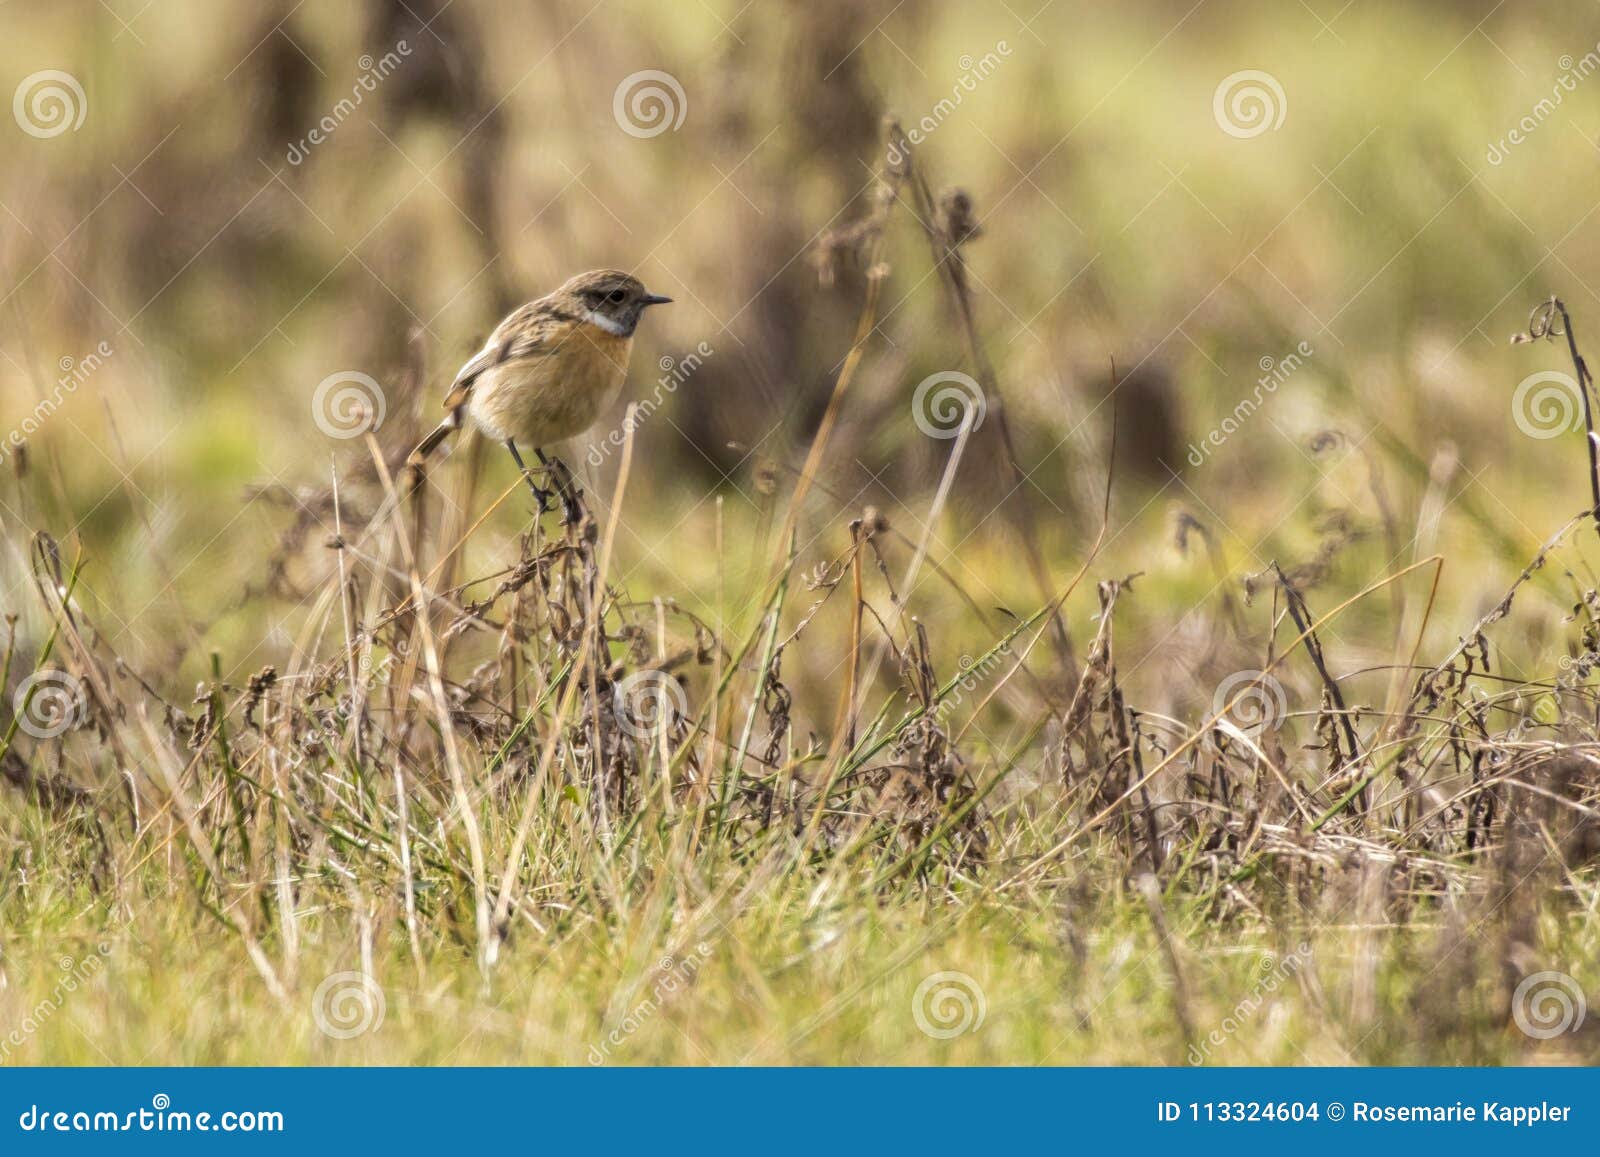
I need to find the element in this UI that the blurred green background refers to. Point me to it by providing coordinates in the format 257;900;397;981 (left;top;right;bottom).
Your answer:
3;0;1599;721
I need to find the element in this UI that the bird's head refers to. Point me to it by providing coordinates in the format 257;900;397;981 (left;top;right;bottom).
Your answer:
559;269;672;338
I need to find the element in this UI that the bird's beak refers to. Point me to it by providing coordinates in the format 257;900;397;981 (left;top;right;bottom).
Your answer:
641;293;673;306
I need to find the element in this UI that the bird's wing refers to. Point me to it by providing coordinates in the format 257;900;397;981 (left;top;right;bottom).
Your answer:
440;307;564;411
440;338;509;410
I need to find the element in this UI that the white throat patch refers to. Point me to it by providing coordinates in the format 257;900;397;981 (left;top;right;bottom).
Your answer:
584;309;628;337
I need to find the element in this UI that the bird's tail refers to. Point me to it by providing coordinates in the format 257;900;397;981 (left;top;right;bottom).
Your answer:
407;408;462;472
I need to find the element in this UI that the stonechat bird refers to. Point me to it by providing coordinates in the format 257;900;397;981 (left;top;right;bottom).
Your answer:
407;269;672;521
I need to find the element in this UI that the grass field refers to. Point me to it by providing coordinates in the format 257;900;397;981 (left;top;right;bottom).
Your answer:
2;0;1599;1066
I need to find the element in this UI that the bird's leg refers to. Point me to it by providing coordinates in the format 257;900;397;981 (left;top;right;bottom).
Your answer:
536;449;586;527
504;439;555;513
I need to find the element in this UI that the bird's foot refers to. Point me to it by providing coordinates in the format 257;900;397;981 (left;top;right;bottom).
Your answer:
558;483;586;529
519;472;557;515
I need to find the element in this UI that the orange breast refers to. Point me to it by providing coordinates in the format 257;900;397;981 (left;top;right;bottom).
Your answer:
468;323;634;444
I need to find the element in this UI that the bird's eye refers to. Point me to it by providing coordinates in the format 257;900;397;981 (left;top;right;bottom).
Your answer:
606;289;627;305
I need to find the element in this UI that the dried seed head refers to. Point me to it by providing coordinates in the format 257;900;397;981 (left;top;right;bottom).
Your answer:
937;187;982;246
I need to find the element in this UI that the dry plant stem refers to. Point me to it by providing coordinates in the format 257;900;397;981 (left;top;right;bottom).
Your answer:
26;543;149;824
1272;563;1367;808
0;550;73;770
895;125;1075;686
1029;556;1444;874
762;127;900;595
843;526;864;748
941;431;1123;772
133;706;287;1002
382;475;529;629
772;267;886;578
729;446;1064;712
952;433;1119;750
675;547;814;824
330;458;363;767
389;646;425;978
1517;297;1600;538
370;437;493;971
799;413;977;859
1137;873;1196;1048
0;552;102;818
1379;523;1448;733
838;410;974;740
485;406;638;963
685;499;728;859
1394;508;1588;763
725;570;787;836
1554;299;1600;538
826;600;1048;854
653;596;673;811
